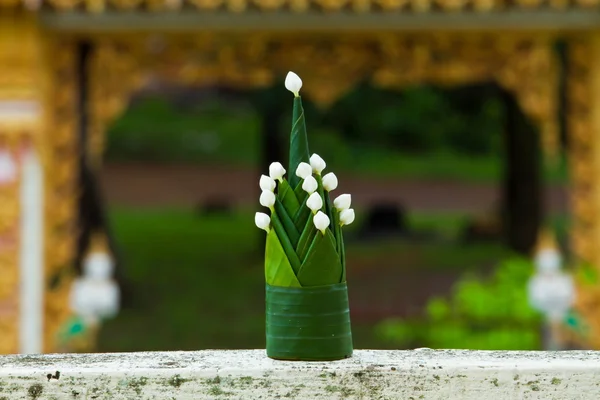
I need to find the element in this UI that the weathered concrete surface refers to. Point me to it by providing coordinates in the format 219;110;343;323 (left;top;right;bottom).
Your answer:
1;349;599;399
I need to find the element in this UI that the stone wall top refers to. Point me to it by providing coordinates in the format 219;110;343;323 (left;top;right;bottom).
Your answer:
1;349;600;399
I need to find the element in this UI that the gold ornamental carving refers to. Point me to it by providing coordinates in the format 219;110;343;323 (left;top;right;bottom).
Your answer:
0;141;22;355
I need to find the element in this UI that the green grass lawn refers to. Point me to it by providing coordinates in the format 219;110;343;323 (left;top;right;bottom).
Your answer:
98;208;264;352
97;207;528;352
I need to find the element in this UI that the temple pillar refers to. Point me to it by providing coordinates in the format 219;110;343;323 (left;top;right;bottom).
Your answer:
0;13;47;354
567;34;600;348
42;38;80;353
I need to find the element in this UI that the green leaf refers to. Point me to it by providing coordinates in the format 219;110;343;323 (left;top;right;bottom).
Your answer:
288;96;310;189
274;198;300;247
271;212;302;274
278;179;301;216
340;229;346;282
296;213;317;263
293;198;311;231
325;192;335;241
297;229;342;287
332;209;341;248
265;229;301;288
332;211;346;283
293;182;309;210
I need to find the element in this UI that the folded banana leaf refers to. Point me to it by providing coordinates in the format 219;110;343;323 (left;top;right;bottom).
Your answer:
288;97;310;189
297;229;342;287
265;282;353;361
296;214;317;263
262;83;353;361
274;198;299;247
270;213;301;274
278;180;301;216
293;196;311;232
264;229;301;288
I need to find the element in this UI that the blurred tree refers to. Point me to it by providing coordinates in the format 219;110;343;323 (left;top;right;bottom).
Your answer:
325;83;505;156
501;89;542;254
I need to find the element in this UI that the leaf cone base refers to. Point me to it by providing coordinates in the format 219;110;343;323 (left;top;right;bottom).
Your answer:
265;282;353;361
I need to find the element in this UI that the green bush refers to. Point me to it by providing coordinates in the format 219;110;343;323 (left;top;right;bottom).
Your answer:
376;256;543;350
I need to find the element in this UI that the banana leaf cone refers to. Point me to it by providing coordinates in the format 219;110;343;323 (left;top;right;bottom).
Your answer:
262;88;353;361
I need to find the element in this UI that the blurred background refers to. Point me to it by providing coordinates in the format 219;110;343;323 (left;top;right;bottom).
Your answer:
97;83;569;352
1;6;594;355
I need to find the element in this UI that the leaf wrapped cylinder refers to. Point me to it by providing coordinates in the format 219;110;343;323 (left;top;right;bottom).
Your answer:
256;71;356;361
266;283;352;361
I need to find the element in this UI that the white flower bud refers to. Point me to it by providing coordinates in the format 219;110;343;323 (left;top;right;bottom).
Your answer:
322;172;338;191
295;162;312;180
269;162;286;182
285;71;303;96
339;208;355;226
333;194;351;211
302;175;318;194
259;190;276;209
309;153;326;175
306;192;323;214
259;175;276;192
313;211;330;234
255;212;271;232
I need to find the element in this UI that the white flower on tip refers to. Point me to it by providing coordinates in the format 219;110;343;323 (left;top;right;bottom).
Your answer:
259;175;276;192
309;154;326;175
295;162;312;180
333;194;351;211
340;208;355;226
322;172;338;191
269;162;286;182
306;192;323;214
302;175;318;194
255;212;271;232
259;190;276;209
285;71;302;97
313;211;330;234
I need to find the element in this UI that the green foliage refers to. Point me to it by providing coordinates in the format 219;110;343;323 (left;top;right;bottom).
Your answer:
327;84;505;156
105;92;568;183
376;257;543;350
106;96;261;165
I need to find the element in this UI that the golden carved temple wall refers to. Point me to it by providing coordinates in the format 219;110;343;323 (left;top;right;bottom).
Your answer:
0;14;584;352
0;15;78;353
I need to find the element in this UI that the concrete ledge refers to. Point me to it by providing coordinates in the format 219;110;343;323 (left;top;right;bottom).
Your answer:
1;349;600;399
